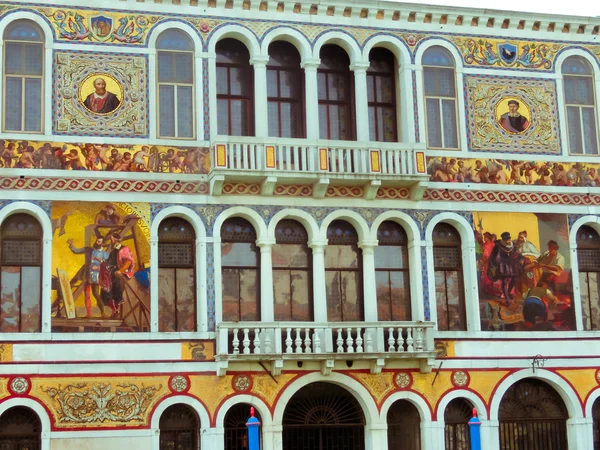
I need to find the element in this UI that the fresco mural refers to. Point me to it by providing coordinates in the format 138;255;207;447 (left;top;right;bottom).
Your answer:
51;202;151;332
475;212;575;331
427;157;600;186
0;140;209;173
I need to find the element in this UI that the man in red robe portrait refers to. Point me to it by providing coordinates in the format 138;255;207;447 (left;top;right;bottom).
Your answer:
84;77;121;114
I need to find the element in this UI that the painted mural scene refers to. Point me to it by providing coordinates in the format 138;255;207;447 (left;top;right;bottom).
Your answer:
427;157;600;187
0;139;209;173
475;212;575;331
50;202;151;332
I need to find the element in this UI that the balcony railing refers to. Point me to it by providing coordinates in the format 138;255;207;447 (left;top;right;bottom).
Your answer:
215;321;436;375
213;138;424;175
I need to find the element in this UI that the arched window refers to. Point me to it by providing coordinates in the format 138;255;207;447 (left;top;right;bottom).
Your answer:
562;56;599;154
159;404;200;450
0;213;42;332
224;403;262;450
3;20;44;133
0;406;41;449
325;220;363;321
376;221;411;321
498;379;568;450
267;41;305;138
593;398;600;450
158;217;196;332
318;45;354;140
157;29;195;139
387;400;421;450
423;46;458;150
216;39;254;136
367;47;397;142
444;398;472;450
283;382;365;450
433;223;466;331
221;217;259;321
273;219;312;321
577;225;600;330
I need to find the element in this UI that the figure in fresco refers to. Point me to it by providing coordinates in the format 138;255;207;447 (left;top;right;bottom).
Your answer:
15;146;35;169
132;146;150;171
92;203;121;239
67;236;110;318
1;142;17;168
499;100;530;133
521;282;558;329
83;78;121;114
99;233;135;317
528;240;565;292
487;232;525;305
480;232;501;297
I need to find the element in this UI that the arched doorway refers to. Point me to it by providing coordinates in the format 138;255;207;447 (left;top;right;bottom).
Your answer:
444;398;472;450
224;403;262;450
282;382;365;450
498;378;568;450
159;404;200;450
593;397;600;450
0;406;42;450
387;400;421;450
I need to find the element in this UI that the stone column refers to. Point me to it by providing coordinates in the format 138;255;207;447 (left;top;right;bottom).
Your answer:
252;55;270;138
398;65;416;142
359;240;379;322
365;422;387;450
567;417;594;449
206;53;219;140
422;420;445;450
308;240;328;322
301;59;321;139
202;427;225;450
149;235;159;332
257;238;275;322
351;62;371;142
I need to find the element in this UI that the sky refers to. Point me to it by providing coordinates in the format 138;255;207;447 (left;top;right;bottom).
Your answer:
412;0;600;18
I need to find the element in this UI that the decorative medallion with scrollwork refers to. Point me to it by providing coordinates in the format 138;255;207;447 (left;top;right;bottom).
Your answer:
169;376;189;393
394;372;413;389
232;374;252;393
9;377;30;395
451;371;470;387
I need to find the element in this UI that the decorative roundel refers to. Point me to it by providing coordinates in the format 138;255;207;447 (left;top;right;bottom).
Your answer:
9;377;29;395
394;372;412;389
596;369;600;384
451;371;470;387
232;374;252;392
169;375;189;393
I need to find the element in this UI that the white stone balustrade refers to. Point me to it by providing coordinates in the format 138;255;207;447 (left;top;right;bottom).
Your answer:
211;137;426;176
216;321;435;358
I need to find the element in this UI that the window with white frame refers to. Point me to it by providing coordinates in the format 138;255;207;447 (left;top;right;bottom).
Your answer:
157;29;195;139
422;46;458;150
2;20;44;133
562;56;599;155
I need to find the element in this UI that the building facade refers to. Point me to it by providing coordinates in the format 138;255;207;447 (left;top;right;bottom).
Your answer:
0;0;599;449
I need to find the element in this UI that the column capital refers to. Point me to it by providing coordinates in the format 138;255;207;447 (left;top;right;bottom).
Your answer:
301;58;321;70
308;239;328;250
256;238;276;248
359;239;379;251
350;61;370;72
250;55;270;67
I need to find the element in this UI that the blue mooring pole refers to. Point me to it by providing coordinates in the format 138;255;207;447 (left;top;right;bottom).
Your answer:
469;408;482;450
246;406;261;450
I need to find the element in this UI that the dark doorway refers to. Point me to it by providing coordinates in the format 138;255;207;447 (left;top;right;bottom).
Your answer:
159;404;200;450
0;406;42;450
498;379;568;450
224;403;262;450
387;400;421;450
444;398;472;450
282;382;365;450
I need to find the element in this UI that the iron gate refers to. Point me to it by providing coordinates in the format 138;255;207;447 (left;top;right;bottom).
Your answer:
282;382;365;450
159;404;200;450
0;407;41;450
444;398;472;450
498;379;568;450
225;403;261;450
387;400;421;450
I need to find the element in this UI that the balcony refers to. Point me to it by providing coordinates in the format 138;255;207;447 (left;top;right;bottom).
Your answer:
209;137;429;200
215;321;436;376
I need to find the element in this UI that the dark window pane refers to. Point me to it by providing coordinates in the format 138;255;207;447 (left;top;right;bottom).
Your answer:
157;52;175;83
24;77;41;132
176;268;195;331
158;267;177;332
4;77;22;131
375;246;408;269
567;106;583;154
156;29;194;51
217;99;229;135
564;76;594;105
159;85;176;137
442;99;458;148
426;98;442;148
222;269;240;321
273;270;292;321
216;66;229;95
582;107;599;155
326;271;343;322
177;85;194;138
0;266;21;332
239;269;259;320
20;266;40;332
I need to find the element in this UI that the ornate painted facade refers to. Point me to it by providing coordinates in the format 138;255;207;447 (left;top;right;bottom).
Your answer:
0;0;599;449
